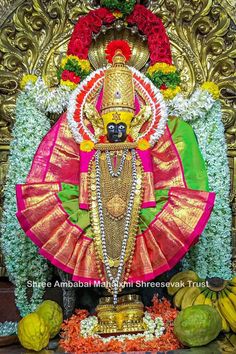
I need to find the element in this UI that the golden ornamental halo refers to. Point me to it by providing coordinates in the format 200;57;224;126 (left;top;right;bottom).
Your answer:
67;65;168;147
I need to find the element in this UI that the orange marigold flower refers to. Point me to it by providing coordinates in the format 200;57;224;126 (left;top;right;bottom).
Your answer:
137;138;151;150
80;140;95;152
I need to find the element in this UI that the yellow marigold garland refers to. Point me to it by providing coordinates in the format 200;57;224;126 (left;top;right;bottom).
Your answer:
80;140;95;152
201;81;220;100
61;56;91;73
20;74;38;90
147;63;177;76
137;138;151;151
161;86;181;100
60;80;77;90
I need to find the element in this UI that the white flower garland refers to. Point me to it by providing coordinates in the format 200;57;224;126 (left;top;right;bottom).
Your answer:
24;79;71;114
130;66;168;146
0;90;53;316
79;312;165;342
167;90;232;279
0;322;17;336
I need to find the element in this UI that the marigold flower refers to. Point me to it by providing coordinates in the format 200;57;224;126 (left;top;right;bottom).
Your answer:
147;62;177;76
80;140;95;152
161;86;181;100
20;74;38;90
60;79;77;90
137;138;151;151
113;10;123;19
61;56;68;68
201;81;220;100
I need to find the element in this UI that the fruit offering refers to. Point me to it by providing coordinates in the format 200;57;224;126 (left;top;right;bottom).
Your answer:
36;300;63;338
168;271;236;333
174;304;221;347
18;313;50;351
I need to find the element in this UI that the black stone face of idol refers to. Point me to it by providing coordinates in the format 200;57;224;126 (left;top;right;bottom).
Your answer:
107;122;127;143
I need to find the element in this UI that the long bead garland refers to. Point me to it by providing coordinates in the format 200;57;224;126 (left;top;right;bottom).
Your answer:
95;149;137;305
106;149;128;177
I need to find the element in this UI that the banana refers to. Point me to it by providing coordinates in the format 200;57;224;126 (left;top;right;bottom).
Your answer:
224;288;236;309
173;287;190;308
211;291;217;305
181;286;203;309
218;290;236;332
168;270;199;296
229;276;236;287
214;299;230;333
204;290;213;306
193;289;209;305
227;285;236;296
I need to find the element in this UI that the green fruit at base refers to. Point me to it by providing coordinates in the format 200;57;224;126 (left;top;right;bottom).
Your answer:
174;304;221;347
18;313;50;351
36;300;63;338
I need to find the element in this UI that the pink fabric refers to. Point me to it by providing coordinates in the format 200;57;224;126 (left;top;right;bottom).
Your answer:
27;114;80;185
137;149;154;172
79;203;89;210
129;191;215;282
134;94;140;115
79;150;95;172
141;201;156;208
27;117;61;183
96;88;104;113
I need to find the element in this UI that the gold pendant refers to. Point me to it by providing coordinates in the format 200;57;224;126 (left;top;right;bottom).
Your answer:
106;194;126;219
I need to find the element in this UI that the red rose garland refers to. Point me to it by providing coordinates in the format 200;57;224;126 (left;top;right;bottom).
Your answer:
59;4;180;99
127;5;172;65
67;8;115;59
66;5;172;64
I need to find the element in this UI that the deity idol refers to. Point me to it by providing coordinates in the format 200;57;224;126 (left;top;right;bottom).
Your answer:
16;40;215;304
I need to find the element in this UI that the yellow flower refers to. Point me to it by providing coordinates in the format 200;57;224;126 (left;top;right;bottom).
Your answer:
201;81;220;100
161;86;181;100
80;140;95;152
113;10;123;19
60;79;77;90
137;138;151;151
64;55;91;73
147;63;177;76
78;59;91;73
61;56;68;68
20;74;38;90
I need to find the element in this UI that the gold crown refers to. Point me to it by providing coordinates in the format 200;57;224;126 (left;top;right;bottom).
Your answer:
101;50;135;123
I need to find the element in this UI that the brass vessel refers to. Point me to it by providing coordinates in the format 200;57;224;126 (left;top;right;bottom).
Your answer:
95;294;146;334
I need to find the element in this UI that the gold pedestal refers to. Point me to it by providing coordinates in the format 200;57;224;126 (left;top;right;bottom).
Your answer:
95;294;146;335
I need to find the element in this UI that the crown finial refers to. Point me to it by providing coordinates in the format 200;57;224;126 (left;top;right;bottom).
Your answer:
105;40;132;64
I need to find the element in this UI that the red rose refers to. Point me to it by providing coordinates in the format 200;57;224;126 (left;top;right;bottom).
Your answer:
95;8;109;18
87;13;102;33
99;135;107;143
68;36;90;58
61;70;81;84
127;5;149;23
95;7;115;23
61;70;70;81
149;25;167;37
160;84;167;90
78;29;93;45
61;70;80;84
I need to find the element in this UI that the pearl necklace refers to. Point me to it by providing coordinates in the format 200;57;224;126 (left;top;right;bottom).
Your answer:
95;149;137;305
106;149;128;177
